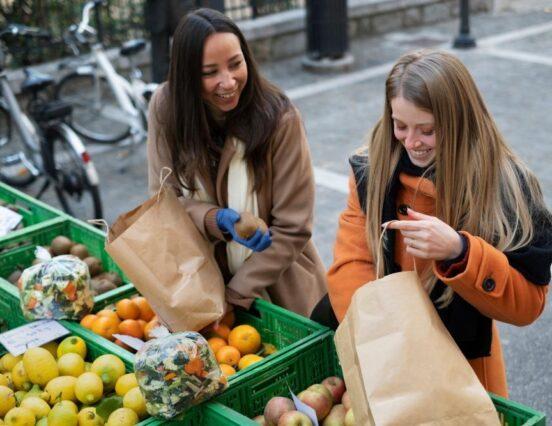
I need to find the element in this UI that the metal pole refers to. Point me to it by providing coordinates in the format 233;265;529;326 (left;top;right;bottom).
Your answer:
453;0;476;48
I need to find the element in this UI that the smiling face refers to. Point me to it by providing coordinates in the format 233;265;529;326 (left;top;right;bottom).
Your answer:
201;32;248;114
391;95;436;167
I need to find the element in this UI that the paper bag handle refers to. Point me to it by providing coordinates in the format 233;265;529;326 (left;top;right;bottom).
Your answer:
157;167;173;203
377;222;418;279
88;219;112;243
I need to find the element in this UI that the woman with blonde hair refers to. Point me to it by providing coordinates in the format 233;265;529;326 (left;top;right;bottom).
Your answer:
311;49;552;397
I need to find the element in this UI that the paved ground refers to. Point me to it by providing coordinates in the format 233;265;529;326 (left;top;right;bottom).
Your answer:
28;2;552;417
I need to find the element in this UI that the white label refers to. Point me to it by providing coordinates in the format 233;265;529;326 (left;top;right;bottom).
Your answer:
0;206;23;237
112;334;145;351
0;320;70;356
290;388;319;426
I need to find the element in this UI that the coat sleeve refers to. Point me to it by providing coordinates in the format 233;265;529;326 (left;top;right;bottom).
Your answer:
433;231;549;326
327;173;376;322
225;107;317;308
146;87;223;240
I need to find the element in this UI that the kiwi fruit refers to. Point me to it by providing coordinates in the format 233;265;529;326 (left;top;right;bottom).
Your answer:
83;256;103;277
8;269;22;285
95;271;123;287
50;236;74;255
69;243;89;260
90;278;117;296
235;212;269;239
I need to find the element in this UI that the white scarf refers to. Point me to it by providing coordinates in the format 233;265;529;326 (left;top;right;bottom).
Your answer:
182;138;259;274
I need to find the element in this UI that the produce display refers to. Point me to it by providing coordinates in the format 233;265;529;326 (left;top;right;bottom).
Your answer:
5;235;124;297
0;336;146;425
134;331;227;419
253;376;354;426
18;255;94;321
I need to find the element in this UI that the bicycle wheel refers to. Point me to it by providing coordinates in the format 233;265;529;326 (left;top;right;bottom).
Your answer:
43;125;103;220
0;105;39;187
55;72;131;143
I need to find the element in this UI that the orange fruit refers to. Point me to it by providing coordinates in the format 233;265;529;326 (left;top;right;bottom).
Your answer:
118;319;144;339
133;297;155;321
80;314;97;330
219;364;236;377
143;317;160;340
215;346;241;367
96;309;121;323
91;316;119;341
210;324;231;340
220;311;235;328
137;319;147;331
207;337;227;354
238;354;263;370
115;299;140;320
228;325;261;355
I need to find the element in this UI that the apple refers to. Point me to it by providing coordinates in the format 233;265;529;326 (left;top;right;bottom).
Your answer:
264;396;296;426
344;408;355;426
278;410;313;426
321;376;346;404
341;391;351;411
254;415;267;425
298;389;332;421
307;384;333;403
322;404;347;426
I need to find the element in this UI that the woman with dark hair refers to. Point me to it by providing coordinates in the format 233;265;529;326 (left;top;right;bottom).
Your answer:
147;8;327;317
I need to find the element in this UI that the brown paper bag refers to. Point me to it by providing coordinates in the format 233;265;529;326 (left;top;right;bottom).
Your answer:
104;179;225;332
335;271;500;425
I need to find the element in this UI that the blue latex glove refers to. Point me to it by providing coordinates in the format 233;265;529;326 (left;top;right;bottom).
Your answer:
216;208;272;252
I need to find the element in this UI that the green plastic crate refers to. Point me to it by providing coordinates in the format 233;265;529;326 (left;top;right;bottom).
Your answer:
0;182;62;242
210;331;546;426
0;217;135;327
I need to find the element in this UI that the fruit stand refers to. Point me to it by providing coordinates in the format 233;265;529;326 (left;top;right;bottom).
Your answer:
0;183;547;425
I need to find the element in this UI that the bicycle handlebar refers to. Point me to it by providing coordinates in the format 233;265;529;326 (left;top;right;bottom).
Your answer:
75;0;107;45
0;24;51;41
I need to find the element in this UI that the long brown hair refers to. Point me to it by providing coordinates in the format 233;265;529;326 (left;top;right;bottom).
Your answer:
157;8;290;192
366;50;550;306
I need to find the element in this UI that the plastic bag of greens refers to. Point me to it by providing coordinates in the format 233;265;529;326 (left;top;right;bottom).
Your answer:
19;253;94;321
134;331;227;419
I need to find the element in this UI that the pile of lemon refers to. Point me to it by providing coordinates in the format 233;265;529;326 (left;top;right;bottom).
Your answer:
0;336;146;426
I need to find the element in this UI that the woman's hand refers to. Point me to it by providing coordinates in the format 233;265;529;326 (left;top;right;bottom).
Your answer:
385;208;463;261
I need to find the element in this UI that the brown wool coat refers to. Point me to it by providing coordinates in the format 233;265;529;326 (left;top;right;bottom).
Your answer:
147;87;327;317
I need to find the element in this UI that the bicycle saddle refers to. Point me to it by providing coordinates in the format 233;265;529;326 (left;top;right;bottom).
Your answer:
21;69;55;94
120;38;146;57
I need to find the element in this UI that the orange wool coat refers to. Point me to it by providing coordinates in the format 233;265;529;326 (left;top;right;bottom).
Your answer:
327;172;548;398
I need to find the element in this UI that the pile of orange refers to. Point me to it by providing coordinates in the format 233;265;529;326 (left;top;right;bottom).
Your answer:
202;312;277;377
79;296;159;350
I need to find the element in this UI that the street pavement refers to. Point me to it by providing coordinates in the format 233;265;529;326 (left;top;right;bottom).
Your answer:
30;3;552;417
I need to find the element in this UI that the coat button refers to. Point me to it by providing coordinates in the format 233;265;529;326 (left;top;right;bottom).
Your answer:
397;204;410;216
482;278;496;292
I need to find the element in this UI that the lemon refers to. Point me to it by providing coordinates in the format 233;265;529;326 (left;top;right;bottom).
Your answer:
4;406;35;425
2;373;14;389
48;404;78;426
35;419;47;426
45;376;77;404
57;354;85;378
57;337;87;359
115;374;138;396
237;354;264;370
41;341;58;359
0;385;16;417
23;348;59;387
52;400;78;414
106;407;138;426
0;355;21;374
122;387;146;419
78;407;105;426
11;362;31;391
90;355;125;391
75;373;103;404
20;397;50;419
0;374;9;387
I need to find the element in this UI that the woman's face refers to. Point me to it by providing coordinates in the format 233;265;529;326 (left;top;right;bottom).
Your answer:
391;96;436;167
201;32;248;114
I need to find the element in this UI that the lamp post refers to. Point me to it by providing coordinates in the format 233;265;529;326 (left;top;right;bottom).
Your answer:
453;0;476;48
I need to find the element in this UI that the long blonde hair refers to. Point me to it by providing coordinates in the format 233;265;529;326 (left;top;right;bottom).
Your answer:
366;50;549;306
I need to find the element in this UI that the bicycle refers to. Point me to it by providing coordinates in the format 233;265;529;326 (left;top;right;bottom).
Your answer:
0;24;103;220
55;0;156;147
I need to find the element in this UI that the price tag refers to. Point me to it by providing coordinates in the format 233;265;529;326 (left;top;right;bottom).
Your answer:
0;320;70;356
113;334;145;351
0;205;23;237
290;388;319;426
